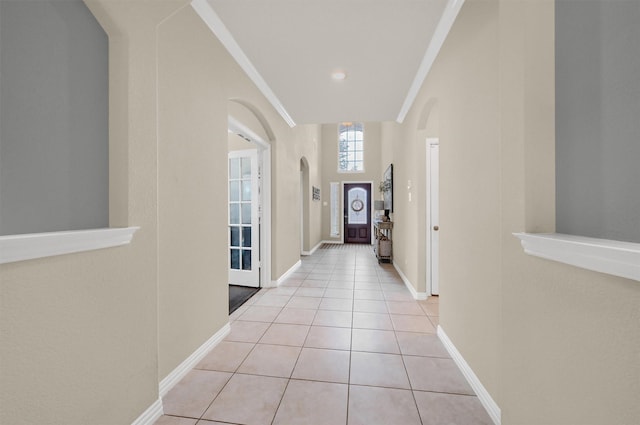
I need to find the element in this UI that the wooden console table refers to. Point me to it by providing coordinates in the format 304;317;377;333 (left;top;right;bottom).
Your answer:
374;220;393;263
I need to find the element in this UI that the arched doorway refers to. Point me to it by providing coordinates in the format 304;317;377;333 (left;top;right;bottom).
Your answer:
300;157;310;254
227;101;274;312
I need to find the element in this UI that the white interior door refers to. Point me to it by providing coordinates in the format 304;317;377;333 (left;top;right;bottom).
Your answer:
228;149;260;287
428;140;440;295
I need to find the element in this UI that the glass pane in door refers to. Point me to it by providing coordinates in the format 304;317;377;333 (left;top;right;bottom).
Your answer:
241;203;252;224
242;226;251;247
230;226;240;247
230;249;240;270
230;204;240;224
348;188;367;224
242;180;252;201
242;249;252;270
229;181;240;202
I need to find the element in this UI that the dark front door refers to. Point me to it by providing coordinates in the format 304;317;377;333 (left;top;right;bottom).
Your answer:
344;183;371;244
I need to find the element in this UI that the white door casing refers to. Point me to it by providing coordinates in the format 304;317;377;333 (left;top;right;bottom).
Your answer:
228;115;273;288
427;139;440;295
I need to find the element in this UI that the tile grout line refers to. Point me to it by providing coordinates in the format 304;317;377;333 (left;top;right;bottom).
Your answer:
200;286;273;423
345;263;356;425
162;246;433;424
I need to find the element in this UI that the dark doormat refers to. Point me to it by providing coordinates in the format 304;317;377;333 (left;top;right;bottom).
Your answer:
229;285;260;314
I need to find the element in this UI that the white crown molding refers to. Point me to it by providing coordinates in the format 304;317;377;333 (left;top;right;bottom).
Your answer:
437;326;502;425
393;262;428;300
191;0;296;128
159;323;231;397
396;0;466;123
514;233;640;282
0;227;139;265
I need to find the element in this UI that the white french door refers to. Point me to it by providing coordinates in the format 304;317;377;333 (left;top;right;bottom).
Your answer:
228;149;260;287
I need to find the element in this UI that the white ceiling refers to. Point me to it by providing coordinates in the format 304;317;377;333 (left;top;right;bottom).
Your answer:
201;0;455;125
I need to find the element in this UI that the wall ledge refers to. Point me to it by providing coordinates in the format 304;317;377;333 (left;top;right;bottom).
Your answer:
0;227;139;265
513;232;640;282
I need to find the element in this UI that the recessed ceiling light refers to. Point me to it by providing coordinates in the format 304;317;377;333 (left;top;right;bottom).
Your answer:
331;71;347;81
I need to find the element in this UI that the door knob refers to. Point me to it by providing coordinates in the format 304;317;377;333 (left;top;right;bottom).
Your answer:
433;226;439;231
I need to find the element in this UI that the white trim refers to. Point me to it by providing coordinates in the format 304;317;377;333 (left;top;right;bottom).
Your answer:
275;260;301;285
159;323;231;397
426;138;440;295
393;262;428;300
260;146;272;288
514;233;640;282
191;0;296;127
302;241;323;256
0;227;139;265
321;240;344;245
130;398;163;425
437;325;501;425
396;0;466;123
227;114;273;291
228;150;260;287
337;169;366;174
228;115;268;146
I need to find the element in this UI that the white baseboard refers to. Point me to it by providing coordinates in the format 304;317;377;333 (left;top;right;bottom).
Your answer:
159;323;231;397
301;241;323;256
437;325;501;425
321;239;344;245
275;260;301;285
393;263;428;300
130;397;163;425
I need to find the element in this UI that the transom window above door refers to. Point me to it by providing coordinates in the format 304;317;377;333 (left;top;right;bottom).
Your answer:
338;122;364;172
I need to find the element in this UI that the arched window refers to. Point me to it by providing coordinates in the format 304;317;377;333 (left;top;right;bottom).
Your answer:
338;122;364;172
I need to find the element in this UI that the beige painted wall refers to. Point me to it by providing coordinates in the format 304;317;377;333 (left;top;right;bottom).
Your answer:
384;0;502;401
0;2;323;423
0;1;186;424
320;122;383;242
384;0;640;423
498;2;639;423
157;6;231;380
297;125;323;253
157;4;323;382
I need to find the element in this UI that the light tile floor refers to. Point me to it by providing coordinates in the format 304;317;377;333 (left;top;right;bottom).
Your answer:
156;244;492;425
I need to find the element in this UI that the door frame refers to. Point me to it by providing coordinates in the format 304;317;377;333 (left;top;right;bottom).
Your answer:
228;149;260;287
228;116;273;288
426;138;439;295
341;180;374;245
300;158;310;255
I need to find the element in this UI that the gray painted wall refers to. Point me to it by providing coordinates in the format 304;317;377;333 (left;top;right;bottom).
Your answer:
556;0;640;243
0;0;108;235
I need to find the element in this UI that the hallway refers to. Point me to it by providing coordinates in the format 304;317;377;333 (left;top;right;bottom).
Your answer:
156;244;491;425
